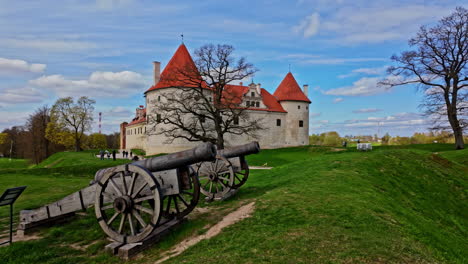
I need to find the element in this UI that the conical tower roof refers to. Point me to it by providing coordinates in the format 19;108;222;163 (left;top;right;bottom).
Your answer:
147;44;204;92
273;72;311;103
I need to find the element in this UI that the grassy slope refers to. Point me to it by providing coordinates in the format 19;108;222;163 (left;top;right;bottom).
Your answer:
0;145;466;263
0;158;29;170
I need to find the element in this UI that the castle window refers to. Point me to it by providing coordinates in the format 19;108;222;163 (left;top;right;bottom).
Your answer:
234;116;239;125
256;102;260;107
246;101;250;107
251;92;255;97
156;114;161;123
276;119;281;126
306;106;308;110
209;97;212;102
134;128;136;134
158;96;161;101
144;127;146;133
299;120;304;127
298;105;301;109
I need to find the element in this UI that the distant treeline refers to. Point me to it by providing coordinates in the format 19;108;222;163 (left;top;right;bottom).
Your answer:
0;105;119;164
309;131;468;147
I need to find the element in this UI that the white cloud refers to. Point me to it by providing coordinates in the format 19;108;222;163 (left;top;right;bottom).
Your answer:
343;112;428;128
324;76;394;96
1;38;97;52
321;4;454;44
102;106;133;118
0;58;46;74
302;57;385;65
338;66;388;78
29;71;148;98
333;97;344;103
310;112;322;118
0;87;47;105
353;108;382;113
293;12;320;38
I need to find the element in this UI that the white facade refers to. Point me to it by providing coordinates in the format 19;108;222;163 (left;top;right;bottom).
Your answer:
121;44;312;154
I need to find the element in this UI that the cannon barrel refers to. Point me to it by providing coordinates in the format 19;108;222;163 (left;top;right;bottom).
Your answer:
93;142;216;183
133;142;216;172
217;141;260;158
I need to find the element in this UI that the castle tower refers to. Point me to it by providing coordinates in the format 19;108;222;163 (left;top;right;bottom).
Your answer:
273;72;311;146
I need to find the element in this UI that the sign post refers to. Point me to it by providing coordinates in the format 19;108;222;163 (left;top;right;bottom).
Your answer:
0;186;26;246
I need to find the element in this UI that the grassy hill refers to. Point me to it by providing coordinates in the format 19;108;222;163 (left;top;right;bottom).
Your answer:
0;144;466;263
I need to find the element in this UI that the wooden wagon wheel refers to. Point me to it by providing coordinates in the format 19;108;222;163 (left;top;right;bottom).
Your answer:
161;166;200;219
197;155;234;199
95;164;162;243
231;156;249;189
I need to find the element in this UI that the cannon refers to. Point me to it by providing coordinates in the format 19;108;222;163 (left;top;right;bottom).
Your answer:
18;143;216;245
196;141;260;200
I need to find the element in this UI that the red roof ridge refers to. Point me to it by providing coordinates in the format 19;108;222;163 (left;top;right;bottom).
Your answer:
273;72;311;103
146;44;204;92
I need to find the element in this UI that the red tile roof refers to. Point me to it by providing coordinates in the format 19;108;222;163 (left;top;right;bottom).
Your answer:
273;72;311;103
223;84;286;113
146;44;205;92
127;117;146;126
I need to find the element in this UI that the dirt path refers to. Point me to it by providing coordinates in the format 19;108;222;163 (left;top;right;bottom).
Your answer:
154;202;255;264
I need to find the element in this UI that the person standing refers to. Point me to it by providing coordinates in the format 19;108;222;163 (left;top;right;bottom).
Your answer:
99;150;104;160
130;151;133;158
112;150;116;161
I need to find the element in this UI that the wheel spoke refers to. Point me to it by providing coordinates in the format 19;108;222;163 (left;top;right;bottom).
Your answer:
128;214;135;236
135;204;153;215
234;174;242;182
215;182;219;193
109;178;123;196
127;173;137;196
203;181;211;189
120;172;128;194
173;196;180;214
107;212;120;225
132;209;146;227
219;180;228;189
118;213;126;234
165;196;172;214
218;176;230;181
134;195;153;203
102;204;114;211
178;194;189;207
131;182;148;198
209;182;213;193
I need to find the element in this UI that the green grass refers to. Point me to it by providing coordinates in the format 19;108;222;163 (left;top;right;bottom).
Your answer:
0;144;466;263
131;148;146;156
0;158;29;170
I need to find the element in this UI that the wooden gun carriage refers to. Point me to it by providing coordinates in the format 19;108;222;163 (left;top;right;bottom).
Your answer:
18;143;216;245
196;141;260;200
17;141;259;257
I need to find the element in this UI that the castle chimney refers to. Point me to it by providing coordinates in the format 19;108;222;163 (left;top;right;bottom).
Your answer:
153;61;161;85
256;83;261;95
303;84;309;95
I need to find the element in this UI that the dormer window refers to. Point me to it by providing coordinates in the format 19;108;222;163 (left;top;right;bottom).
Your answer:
251;92;255;97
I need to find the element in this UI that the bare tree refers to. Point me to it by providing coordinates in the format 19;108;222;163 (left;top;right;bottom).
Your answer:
380;7;467;149
49;96;96;151
148;44;261;149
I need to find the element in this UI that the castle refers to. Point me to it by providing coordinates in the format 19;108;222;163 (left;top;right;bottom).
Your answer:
120;44;311;155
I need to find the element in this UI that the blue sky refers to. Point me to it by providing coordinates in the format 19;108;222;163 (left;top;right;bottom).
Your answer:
0;0;465;136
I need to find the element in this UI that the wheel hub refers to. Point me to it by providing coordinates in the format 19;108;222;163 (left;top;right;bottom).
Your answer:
114;195;133;213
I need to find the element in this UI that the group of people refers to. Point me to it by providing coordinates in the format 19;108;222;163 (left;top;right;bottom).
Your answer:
121;150;132;158
99;150;139;161
99;150;116;161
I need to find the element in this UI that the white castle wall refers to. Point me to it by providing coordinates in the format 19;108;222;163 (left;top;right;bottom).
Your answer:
125;87;309;155
125;123;147;150
280;101;310;146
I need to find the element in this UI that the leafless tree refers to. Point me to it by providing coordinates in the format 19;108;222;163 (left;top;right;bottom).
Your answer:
148;44;262;149
49;96;96;151
380;7;467;149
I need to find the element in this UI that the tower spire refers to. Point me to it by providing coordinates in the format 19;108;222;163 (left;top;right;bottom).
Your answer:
180;33;184;44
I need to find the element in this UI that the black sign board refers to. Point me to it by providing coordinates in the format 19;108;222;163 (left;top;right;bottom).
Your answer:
0;186;27;246
0;186;26;206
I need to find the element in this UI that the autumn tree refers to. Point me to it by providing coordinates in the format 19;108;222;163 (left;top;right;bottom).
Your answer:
148;44;261;149
48;96;96;151
381;7;467;149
